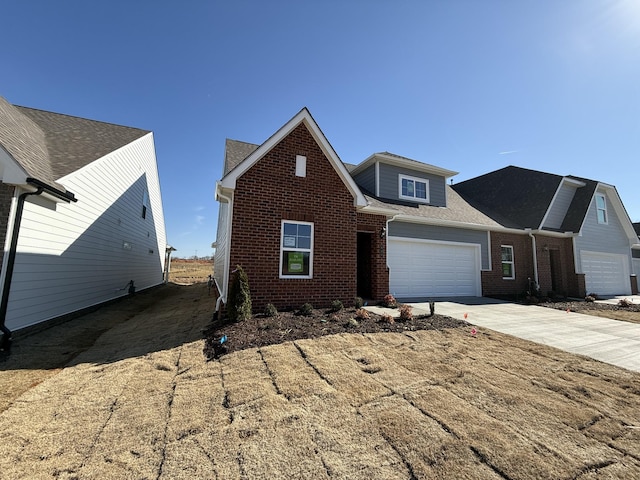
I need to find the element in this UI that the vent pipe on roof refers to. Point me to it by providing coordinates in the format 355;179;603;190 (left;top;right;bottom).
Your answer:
0;186;45;351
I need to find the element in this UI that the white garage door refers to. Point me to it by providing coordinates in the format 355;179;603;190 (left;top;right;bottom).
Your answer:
581;251;631;296
388;237;481;299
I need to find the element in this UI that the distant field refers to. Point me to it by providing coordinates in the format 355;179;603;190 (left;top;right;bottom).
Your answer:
168;259;213;284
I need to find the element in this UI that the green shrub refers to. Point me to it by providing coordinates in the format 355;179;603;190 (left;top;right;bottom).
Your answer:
264;303;278;317
228;265;252;322
354;296;364;308
330;299;344;312
299;303;314;316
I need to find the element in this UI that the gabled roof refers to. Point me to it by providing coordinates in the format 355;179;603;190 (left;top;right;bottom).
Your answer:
223;139;259;175
452;166;565;229
351;151;458;178
0;96;148;197
219;108;367;207
361;185;502;229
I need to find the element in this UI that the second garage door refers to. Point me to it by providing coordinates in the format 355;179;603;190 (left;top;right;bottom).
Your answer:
581;250;631;296
388;237;481;299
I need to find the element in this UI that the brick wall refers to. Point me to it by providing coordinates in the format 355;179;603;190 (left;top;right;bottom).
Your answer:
228;123;358;311
482;232;534;297
534;235;579;297
0;184;15;269
483;231;581;298
356;212;389;302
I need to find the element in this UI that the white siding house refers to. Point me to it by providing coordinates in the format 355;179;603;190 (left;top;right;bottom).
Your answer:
0;97;167;336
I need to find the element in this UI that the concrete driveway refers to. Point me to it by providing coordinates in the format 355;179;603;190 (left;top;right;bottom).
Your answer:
409;298;640;373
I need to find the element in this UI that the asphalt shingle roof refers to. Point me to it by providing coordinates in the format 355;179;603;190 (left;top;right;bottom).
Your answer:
224;139;259;175
0;96;149;193
363;185;502;227
452;166;564;229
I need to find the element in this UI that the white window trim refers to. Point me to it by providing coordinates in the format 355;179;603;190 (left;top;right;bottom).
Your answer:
595;193;608;225
501;245;515;280
398;174;429;203
279;220;314;279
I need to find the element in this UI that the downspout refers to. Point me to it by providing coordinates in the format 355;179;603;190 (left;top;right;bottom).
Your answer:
214;189;233;313
384;214;400;269
0;186;45;350
527;229;539;288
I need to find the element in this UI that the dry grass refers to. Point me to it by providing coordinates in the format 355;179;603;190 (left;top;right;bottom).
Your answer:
169;259;213;284
1;284;639;478
581;308;640;325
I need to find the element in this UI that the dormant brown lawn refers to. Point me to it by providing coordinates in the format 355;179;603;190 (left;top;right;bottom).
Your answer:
0;283;638;478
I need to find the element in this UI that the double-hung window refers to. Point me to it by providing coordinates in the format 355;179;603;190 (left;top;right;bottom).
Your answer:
280;220;313;278
595;194;608;224
501;245;515;279
399;174;429;203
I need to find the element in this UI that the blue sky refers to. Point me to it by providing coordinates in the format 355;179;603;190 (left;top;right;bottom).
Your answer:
3;1;639;257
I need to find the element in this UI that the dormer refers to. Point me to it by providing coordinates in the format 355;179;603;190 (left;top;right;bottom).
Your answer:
349;152;457;207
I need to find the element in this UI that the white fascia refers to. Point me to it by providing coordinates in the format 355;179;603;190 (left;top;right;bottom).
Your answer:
219;108;367;208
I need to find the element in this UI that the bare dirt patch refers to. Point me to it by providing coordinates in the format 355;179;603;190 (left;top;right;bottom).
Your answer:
168;258;213;284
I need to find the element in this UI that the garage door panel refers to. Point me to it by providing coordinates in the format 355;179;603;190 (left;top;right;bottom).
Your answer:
388;238;480;298
581;251;630;296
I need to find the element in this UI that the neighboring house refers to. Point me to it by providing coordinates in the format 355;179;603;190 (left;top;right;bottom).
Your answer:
0;97;167;341
633;223;640;278
213;108;637;312
453;167;639;297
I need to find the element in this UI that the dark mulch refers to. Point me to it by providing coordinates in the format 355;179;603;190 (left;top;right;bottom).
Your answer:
203;307;468;360
537;299;640;314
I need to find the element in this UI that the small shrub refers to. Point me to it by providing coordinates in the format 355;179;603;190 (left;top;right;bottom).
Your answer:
618;298;632;308
346;318;359;328
381;313;394;324
587;292;599;300
355;308;370;320
228;265;252;322
354;296;364;308
299;303;314;316
585;295;596;303
398;304;413;321
383;294;397;308
264;303;278;317
330;299;344;312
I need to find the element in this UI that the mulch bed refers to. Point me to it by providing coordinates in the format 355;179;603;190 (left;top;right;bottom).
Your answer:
537;299;640;314
203;307;468;360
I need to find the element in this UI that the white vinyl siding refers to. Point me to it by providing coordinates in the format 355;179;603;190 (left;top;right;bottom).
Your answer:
6;133;167;331
213;201;229;297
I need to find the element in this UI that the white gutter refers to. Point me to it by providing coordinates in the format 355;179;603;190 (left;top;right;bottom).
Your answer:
214;187;234;313
527;229;539;287
385;214;400;269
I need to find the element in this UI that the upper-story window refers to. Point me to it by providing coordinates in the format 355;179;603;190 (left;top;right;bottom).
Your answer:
595;193;608;224
142;190;150;219
399;174;429;203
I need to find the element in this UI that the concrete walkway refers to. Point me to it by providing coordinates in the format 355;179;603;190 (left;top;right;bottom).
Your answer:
367;298;640;372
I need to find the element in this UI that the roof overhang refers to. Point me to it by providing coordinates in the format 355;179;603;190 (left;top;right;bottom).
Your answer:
351;152;458;178
219;108;367;208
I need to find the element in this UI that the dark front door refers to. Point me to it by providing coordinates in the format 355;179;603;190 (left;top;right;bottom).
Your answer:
549;249;564;295
357;232;372;299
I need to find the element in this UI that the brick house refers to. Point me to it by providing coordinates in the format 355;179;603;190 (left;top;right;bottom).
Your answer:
213;109;638;313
